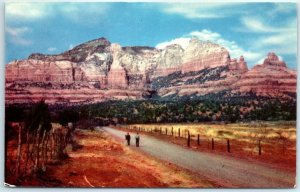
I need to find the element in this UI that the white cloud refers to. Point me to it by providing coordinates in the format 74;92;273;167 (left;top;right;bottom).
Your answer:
5;26;32;46
6;2;110;24
69;44;74;50
47;47;57;52
156;29;263;66
190;30;263;63
239;17;296;33
239;16;297;58
161;3;242;19
240;17;270;33
5;26;31;37
5;3;49;20
270;3;296;15
259;33;297;53
156;37;190;49
58;3;110;24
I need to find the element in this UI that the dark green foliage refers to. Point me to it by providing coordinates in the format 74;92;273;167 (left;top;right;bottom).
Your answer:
93;82;101;89
5;105;25;122
58;109;80;126
128;74;143;85
5;122;17;141
71;91;296;124
5;91;296;126
25;100;52;134
221;105;240;123
8;82;92;89
29;37;111;63
151;66;228;89
122;46;155;54
244;99;296;121
185;66;227;85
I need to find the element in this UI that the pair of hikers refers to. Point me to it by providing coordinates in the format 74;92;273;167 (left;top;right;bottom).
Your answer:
125;132;140;147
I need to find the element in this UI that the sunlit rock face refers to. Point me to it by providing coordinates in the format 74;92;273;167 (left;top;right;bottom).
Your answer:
231;52;296;97
263;52;287;67
107;44;128;89
5;37;296;105
228;56;248;74
181;38;230;73
5;59;86;83
153;44;184;78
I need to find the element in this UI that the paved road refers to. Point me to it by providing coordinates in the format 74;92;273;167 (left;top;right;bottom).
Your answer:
101;127;295;188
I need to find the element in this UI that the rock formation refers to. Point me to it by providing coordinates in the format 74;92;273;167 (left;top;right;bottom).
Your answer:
107;44;128;89
5;37;296;105
232;52;296;96
153;44;184;77
228;56;248;73
5;59;85;83
181;38;230;73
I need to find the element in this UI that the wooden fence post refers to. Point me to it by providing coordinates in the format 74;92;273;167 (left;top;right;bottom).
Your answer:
45;134;49;164
171;127;173;136
212;138;214;150
16;124;22;180
34;127;42;172
178;128;181;137
197;134;200;145
227;139;230;153
41;130;46;170
187;131;190;147
24;130;30;174
282;138;286;154
258;139;262;155
160;127;162;134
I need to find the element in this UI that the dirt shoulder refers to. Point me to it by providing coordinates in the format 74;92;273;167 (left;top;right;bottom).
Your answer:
37;129;214;187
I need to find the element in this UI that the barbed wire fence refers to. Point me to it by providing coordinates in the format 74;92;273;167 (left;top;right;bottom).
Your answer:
120;125;292;157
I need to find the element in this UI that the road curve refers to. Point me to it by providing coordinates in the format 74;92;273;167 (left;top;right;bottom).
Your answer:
101;127;295;188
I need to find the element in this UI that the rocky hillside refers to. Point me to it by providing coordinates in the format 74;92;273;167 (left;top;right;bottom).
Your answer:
232;52;296;97
5;37;296;105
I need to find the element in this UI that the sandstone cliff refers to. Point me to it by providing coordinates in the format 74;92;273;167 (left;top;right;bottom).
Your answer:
5;37;296;105
181;38;230;73
232;52;296;97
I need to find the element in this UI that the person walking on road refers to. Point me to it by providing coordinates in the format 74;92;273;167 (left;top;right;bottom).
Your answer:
135;132;140;147
125;132;131;146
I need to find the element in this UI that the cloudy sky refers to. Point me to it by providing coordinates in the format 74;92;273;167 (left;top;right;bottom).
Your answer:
5;2;298;69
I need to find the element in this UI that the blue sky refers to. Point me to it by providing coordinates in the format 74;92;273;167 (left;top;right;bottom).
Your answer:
5;2;298;69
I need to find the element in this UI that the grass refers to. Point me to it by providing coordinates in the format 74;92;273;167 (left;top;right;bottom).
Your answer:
122;121;296;171
127;121;296;142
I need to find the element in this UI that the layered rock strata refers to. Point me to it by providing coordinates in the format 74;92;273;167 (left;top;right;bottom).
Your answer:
232;52;296;96
181;38;230;73
5;37;296;105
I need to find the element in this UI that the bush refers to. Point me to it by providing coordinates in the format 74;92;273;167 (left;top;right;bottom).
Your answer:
58;109;79;126
25;100;52;135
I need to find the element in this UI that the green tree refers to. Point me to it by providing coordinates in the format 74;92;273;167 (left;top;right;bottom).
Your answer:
5;105;25;122
25;100;52;135
58;109;80;126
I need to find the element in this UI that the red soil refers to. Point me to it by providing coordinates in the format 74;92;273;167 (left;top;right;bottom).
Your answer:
5;129;214;187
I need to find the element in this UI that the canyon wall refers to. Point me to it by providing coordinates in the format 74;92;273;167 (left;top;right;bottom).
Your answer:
5;37;296;105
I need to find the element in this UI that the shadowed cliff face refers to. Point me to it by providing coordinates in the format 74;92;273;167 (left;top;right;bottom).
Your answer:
5;37;296;105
